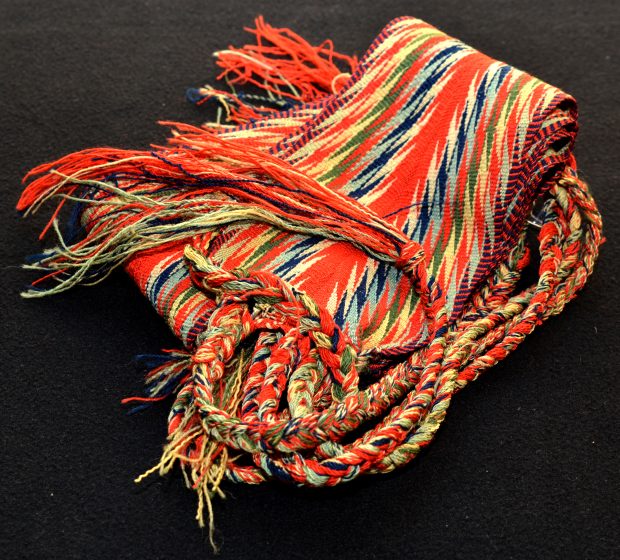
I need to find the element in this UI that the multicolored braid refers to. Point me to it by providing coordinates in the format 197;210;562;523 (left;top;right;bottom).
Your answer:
17;16;602;550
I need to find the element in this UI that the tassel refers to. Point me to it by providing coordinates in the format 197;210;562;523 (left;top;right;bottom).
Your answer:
187;16;358;124
17;121;428;297
121;351;192;414
213;15;358;101
186;85;295;126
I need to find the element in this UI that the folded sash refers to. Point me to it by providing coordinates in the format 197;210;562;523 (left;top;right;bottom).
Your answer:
17;16;602;548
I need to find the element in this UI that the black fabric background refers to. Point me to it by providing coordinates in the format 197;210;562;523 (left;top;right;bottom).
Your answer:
1;1;618;558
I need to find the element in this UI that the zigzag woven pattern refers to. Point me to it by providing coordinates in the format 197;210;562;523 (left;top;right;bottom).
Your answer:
17;16;602;549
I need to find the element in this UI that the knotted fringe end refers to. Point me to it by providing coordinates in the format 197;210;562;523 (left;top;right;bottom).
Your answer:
187;16;358;125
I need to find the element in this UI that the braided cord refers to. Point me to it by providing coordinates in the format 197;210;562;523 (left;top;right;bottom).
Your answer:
145;172;602;496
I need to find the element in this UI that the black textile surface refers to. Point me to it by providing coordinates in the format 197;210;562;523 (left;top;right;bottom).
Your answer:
1;1;618;558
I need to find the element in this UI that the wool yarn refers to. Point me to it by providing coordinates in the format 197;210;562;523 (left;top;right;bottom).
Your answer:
17;16;602;549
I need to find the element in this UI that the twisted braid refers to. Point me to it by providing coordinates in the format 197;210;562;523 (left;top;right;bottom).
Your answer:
140;172;601;518
178;233;452;485
144;172;601;501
